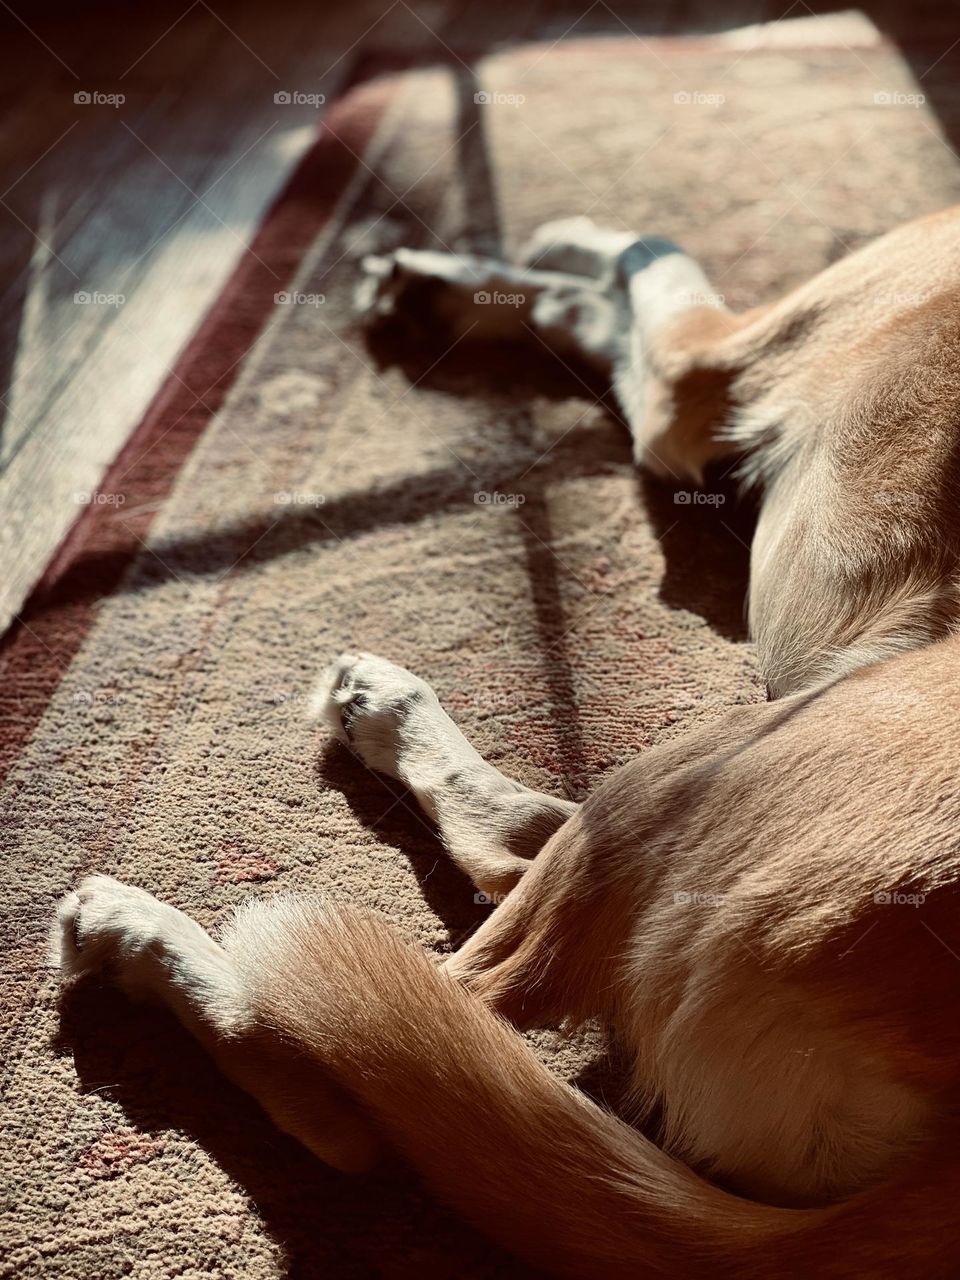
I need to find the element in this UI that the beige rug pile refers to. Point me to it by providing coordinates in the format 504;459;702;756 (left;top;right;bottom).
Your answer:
4;22;960;1277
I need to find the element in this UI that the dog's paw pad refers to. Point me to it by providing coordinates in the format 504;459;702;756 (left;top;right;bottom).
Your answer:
354;253;403;319
51;875;169;988
312;652;437;776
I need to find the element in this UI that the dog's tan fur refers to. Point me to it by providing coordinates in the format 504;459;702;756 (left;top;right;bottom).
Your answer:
647;207;960;697
55;208;960;1276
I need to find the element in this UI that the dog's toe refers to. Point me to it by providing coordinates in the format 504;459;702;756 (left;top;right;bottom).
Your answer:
311;652;439;777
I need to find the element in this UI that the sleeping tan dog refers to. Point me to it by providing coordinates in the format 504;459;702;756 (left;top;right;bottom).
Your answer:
54;209;960;1277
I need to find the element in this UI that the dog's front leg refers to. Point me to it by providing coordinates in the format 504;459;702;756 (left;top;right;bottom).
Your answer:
358;247;622;374
317;652;578;897
356;225;747;482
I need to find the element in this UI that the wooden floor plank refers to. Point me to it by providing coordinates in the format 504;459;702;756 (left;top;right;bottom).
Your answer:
0;0;405;633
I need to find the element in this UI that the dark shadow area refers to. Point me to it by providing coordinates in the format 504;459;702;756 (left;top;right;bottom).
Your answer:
440;57;596;788
639;465;758;642
316;741;492;940
364;317;613;407
570;1034;636;1116
14;415;630;626
55;979;529;1279
451;63;503;259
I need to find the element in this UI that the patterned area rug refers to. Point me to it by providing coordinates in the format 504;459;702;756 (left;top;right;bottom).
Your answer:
5;23;960;1279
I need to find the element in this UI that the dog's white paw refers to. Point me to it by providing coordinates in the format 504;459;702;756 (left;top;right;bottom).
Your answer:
354;251;404;319
52;875;200;998
313;652;444;778
519;216;636;280
354;248;483;323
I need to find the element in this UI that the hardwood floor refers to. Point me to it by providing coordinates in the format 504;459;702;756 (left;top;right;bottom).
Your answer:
0;1;392;632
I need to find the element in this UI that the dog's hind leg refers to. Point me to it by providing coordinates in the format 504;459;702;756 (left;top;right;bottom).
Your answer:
317;652;578;896
439;805;628;1028
52;842;617;1173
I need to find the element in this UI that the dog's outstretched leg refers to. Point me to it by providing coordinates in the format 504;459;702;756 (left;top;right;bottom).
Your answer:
358;248;623;375
357;225;750;482
317;652;578;896
524;218;746;479
53;876;386;1172
52;861;604;1182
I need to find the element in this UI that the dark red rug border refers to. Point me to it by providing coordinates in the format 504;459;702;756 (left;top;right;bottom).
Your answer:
0;71;399;783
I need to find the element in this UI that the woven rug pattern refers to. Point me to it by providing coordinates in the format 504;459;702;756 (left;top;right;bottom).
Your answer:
4;27;960;1278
